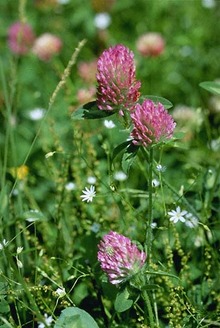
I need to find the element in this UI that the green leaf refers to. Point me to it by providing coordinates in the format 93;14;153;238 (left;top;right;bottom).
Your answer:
114;289;133;313
199;81;220;96
0;299;10;314
121;142;139;174
22;210;47;222
71;101;115;120
112;141;131;162
54;307;99;328
140;95;173;109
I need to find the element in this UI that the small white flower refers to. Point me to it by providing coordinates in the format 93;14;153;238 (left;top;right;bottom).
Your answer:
80;185;96;203
55;287;66;297
202;0;216;8
91;222;101;233
16;257;23;269
17;246;23;254
45;151;56;159
28;108;45;121
114;171;127;181
65;182;76;191
0;239;8;250
152;179;160;187
38;314;53;328
168;206;188;223
87;176;97;184
184;213;199;228
104;119;115;129
194;236;203;247
151;222;157;229
94;12;111;30
26;209;40;222
156;164;166;172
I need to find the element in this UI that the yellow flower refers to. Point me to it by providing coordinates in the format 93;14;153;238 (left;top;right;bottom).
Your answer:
10;165;29;180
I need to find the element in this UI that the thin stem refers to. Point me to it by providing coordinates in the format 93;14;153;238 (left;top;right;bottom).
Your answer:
145;147;154;262
142;290;155;328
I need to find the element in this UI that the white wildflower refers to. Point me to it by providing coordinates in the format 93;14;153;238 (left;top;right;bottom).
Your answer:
55;287;66;298
87;176;97;184
38;313;53;328
156;164;166;172
94;12;111;30
28;108;45;121
16;257;23;269
103;119;115;129
152;179;160;187
16;246;23;254
114;171;127;181
91;222;101;233
168;206;188;223
0;239;8;250
80;185;96;203
184;213;199;228
202;0;216;8
151;222;157;229
65;182;76;191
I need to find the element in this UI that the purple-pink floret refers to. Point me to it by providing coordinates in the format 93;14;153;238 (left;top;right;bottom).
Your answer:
8;21;35;55
130;99;176;147
97;231;146;285
96;44;141;112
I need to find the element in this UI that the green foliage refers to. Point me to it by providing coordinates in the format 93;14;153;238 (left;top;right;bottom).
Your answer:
114;288;133;313
54;307;99;328
199;81;220;96
0;0;220;327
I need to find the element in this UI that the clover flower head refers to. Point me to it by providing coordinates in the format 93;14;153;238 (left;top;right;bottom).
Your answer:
97;231;146;285
8;21;35;55
168;206;188;223
80;185;96;203
32;33;62;61
96;44;141;113
130;99;176;147
136;32;165;57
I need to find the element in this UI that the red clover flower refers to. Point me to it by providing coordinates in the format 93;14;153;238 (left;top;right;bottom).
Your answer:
96;44;141;113
8;21;35;55
97;231;146;285
130;99;176;147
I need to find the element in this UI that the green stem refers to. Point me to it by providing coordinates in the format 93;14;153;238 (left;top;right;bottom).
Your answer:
142;290;155;328
145;147;154;262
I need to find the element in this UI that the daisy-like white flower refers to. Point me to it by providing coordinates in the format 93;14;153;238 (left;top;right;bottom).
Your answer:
16;246;23;254
94;12;111;30
38;313;53;328
168;206;188;223
104;119;116;129
65;182;76;191
80;185;96;203
28;108;45;121
55;287;66;297
185;213;199;228
0;239;9;251
152;179;160;187
156;164;166;172
87;176;97;184
114;171;127;181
